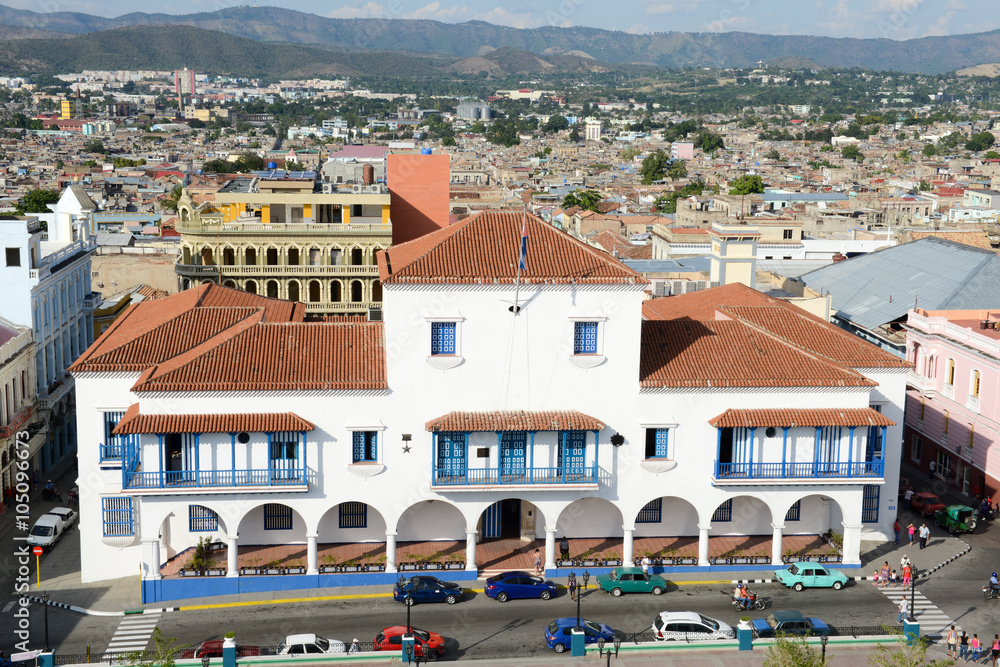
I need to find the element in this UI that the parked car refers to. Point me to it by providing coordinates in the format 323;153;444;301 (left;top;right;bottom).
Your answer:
485;571;558;602
393;576;464;605
180;640;261;659
373;626;446;659
26;514;64;550
544;618;620;653
46;507;77;528
652;612;734;641
935;505;977;534
276;634;345;654
751;611;830;637
595;567;667;596
775;564;848;591
910;492;947;516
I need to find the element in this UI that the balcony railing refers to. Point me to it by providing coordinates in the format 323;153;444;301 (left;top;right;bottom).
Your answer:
123;468;306;489
100;443;123;463
714;459;883;480
907;371;936;396
178;220;391;235
432;464;598;487
175;263;379;277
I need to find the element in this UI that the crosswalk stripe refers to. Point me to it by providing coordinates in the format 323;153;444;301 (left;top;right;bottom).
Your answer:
106;613;161;653
878;587;960;639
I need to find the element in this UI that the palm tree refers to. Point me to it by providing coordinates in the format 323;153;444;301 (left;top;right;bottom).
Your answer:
162;185;183;212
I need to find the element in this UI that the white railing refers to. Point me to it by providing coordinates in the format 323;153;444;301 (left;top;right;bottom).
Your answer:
303;302;372;313
179;221;391;234
176;264;378;276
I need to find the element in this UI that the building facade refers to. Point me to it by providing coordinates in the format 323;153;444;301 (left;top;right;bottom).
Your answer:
903;308;1000;499
72;212;907;600
173;173;391;316
0;317;36;501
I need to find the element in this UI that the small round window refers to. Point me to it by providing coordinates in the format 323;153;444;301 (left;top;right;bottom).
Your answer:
765;427;777;438
237;432;250;444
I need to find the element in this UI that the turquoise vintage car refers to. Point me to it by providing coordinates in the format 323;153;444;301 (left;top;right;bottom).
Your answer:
596;567;667;596
774;563;848;591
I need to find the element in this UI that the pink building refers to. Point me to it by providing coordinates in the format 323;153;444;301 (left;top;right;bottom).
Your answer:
904;308;1000;500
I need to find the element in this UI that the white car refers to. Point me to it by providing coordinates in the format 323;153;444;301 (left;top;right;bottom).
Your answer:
47;507;78;529
26;514;63;550
277;634;346;655
652;612;734;641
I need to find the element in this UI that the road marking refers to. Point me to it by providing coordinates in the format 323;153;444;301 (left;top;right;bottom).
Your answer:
106;612;161;653
2;601;14;613
879;588;959;639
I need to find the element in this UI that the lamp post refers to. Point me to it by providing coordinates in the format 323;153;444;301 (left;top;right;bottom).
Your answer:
575;570;590;630
398;575;412;635
820;635;828;664
202;656;210;667
597;637;621;667
909;566;918;622
403;642;421;666
41;590;50;652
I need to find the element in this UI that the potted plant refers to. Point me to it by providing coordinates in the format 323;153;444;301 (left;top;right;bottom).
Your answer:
752;550;770;564
264;559;283;575
580;549;599;567
363;554;386;572
320;555;341;573
285;559;306;575
223;632;236;649
240;557;263;576
342;558;362;573
732;549;751;565
425;553;444;571
445;558;464;570
603;552;622;567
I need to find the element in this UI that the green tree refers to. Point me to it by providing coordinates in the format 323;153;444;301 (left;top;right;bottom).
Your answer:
562;189;602;213
16;188;60;215
652;180;704;214
729;174;765;195
966;132;996;152
567;126;581;143
124;627;189;667
765;149;782;161
622;146;640;161
697;131;725;153
485;119;519;147
763;634;824;667
542;114;569;133
640;150;669;184
187;119;206;129
985;150;1000;159
162;186;183;212
667;160;688;180
868;634;952;667
841;144;865;162
918;181;931;191
470;120;485;133
84;139;107;154
922;143;936;157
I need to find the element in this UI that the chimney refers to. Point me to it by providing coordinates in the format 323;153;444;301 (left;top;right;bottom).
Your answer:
362;163;375;185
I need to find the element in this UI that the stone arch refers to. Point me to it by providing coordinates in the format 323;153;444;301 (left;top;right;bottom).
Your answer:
556;498;624;538
475;497;548;541
395;499;465;542
779;493;845;536
223;279;236;288
266;280;279;299
628;495;699;536
244;280;258;295
708;495;773;535
350;280;363;303
287;280;300;302
331;280;342;302
308;280;322;303
148;500;232;562
235;501;308;546
317;501;388;544
244;247;257;266
371;280;383;302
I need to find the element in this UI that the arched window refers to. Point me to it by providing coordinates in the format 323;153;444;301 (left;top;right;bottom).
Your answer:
287;281;300;302
245;248;257;266
245;280;258;295
288;248;300;266
223;248;235;266
266;248;278;266
223;280;236;288
351;248;363;266
266;280;279;299
331;248;342;265
201;247;214;266
946;358;955;386
182;247;191;264
351;280;363;302
308;280;321;302
331;281;342;302
971;370;981;398
372;280;382;302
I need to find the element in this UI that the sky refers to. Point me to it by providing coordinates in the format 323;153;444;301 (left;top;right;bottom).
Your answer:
17;0;1000;40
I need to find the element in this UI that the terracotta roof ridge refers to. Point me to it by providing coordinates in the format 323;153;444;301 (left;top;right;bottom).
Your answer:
131;310;266;391
70;300;142;372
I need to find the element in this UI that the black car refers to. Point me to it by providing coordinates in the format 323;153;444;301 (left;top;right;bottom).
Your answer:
393;576;464;605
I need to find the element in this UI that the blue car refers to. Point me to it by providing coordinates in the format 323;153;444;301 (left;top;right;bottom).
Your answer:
750;611;830;637
485;570;558;602
545;618;619;653
392;576;464;605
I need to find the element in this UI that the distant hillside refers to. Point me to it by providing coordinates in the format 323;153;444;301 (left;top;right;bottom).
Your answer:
2;4;1000;73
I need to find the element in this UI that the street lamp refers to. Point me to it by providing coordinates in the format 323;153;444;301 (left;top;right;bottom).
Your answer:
403;641;421;666
820;635;828;664
398;575;412;635
40;591;49;652
909;566;918;622
597;637;621;667
575;570;591;630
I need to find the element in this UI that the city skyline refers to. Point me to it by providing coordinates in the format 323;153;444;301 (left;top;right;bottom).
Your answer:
3;0;997;41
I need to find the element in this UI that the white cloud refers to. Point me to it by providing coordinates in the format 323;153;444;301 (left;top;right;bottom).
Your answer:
327;2;548;27
326;2;389;19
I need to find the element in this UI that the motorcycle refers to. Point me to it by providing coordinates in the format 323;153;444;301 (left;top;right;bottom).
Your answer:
732;591;767;611
41;487;61;502
67;486;79;506
984;584;1000;600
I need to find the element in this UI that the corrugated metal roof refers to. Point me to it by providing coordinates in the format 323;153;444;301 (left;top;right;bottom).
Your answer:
800;238;1000;330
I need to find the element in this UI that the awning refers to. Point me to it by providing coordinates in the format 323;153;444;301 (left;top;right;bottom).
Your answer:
113;404;315;435
425;410;605;433
709;408;895;429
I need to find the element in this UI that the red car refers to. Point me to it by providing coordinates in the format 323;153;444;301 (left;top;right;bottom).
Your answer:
373;626;446;659
180;640;261;659
911;492;946;516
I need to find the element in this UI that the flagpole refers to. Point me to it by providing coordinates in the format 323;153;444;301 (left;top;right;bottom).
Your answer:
513;205;526;315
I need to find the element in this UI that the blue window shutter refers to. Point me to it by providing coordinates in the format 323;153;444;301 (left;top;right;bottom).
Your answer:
352;431;364;462
431;322;456;355
573;322;598;354
655;429;669;458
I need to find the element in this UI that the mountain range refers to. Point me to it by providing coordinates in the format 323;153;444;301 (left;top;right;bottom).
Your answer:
0;4;999;75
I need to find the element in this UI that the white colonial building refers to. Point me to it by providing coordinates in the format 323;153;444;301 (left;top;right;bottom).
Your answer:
70;211;907;597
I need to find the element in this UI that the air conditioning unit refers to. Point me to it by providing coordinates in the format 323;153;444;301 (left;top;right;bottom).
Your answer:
351;184;364;194
696;280;707;291
321;183;334;194
669;280;685;296
366;184;381;194
652;281;666;297
367;308;383;322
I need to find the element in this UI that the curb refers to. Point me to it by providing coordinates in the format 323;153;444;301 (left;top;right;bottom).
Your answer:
923;539;972;577
23;595;180;617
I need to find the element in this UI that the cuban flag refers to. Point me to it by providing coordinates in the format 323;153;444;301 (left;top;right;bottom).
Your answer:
518;210;529;271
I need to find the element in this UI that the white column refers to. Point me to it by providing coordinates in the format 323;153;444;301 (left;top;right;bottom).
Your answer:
623;527;635;567
771;523;784;566
227;536;239;577
465;530;477;572
544;528;557;570
306;533;318;575
841;523;863;566
142;538;162;580
386;532;398;573
698;525;711;567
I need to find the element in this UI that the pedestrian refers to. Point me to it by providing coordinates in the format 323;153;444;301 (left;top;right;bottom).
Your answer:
641;555;651;576
897;598;908;623
900;554;911;571
919;523;930;549
872;569;880;587
947;626;958;659
907;523;916;544
905;487;914;509
902;564;912;588
930;460;937;478
961;631;970;662
533;548;542;576
880;561;891;588
349;639;360;654
972;634;982;662
568;572;577;601
991;633;999;667
890;570;898;587
894;519;900;545
559;536;570;561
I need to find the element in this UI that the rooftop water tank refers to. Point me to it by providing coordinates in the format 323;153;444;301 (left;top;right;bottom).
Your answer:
420;148;432;155
267;161;277;169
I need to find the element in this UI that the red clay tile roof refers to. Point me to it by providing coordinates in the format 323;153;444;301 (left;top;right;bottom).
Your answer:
379;211;647;286
113;404;314;434
709;408;896;428
426;410;605;432
132;322;386;392
640;320;876;389
642;283;909;370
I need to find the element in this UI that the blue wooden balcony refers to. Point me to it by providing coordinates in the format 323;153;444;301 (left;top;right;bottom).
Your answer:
714;458;883;483
432;464;598;488
123;468;306;490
